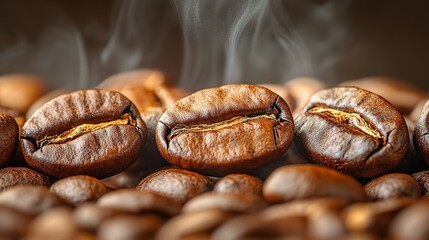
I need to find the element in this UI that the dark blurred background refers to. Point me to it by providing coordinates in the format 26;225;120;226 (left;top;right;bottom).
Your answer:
0;0;428;91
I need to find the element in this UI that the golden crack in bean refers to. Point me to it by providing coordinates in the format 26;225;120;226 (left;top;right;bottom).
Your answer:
308;106;386;145
37;113;136;148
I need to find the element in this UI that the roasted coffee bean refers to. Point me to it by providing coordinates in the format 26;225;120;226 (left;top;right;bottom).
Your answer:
136;168;213;204
0;73;48;113
212;213;307;240
97;214;164;240
182;192;267;214
102;171;147;189
156;84;294;176
213;174;262;196
50;175;111;205
0;185;68;216
285;77;326;118
98;70;187;173
388;200;429;240
97;189;181;216
413;99;429;165
73;203;126;232
263;165;367;203
20;89;147;179
294;87;409;178
0;106;25;132
156;209;234;240
412;170;429;196
343;198;415;235
24;207;91;240
0;205;31;239
339;77;427;115
364;173;422;200
0;114;19;166
0;167;51;191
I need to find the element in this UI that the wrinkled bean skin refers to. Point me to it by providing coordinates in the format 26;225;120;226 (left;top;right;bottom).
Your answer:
156;84;294;176
295;87;408;178
20;90;147;179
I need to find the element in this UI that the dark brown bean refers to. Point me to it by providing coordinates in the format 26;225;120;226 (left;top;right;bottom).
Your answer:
0;114;19;166
343;198;415;235
136;168;213;205
156;209;234;240
211;213;307;240
294;87;409;178
413;170;429;196
263;165;367;203
156;84;294;176
97;214;164;240
73;203;126;232
388;200;429;240
97;189;181;216
182;192;267;214
50;175;111;205
364;173;422;200
0;167;51;191
24;207;91;240
20;89;147;179
414;99;429;166
0;185;68;216
213;174;262;196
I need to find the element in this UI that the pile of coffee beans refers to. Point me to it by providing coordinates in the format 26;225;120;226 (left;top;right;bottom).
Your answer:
1;72;429;240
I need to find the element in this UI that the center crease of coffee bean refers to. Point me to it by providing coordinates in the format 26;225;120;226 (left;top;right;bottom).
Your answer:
167;114;277;142
308;106;386;145
36;113;136;148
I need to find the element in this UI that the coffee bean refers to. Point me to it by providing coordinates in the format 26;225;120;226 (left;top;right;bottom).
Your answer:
364;173;422;200
263;165;367;203
0;167;51;191
213;174;262;196
343;198;415;235
0;74;48;113
50;175;111;205
24;207;91;240
156;84;294;176
156;209;234;240
294;87;408;178
339;77;427;115
72;203;127;232
136;168;213;204
388;200;429;240
212;213;307;240
182;192;267;214
0;205;31;239
20;89;147;179
97;189;181;216
413;99;429;166
97;214;164;240
412;170;429;196
0;114;19;166
0;185;68;216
